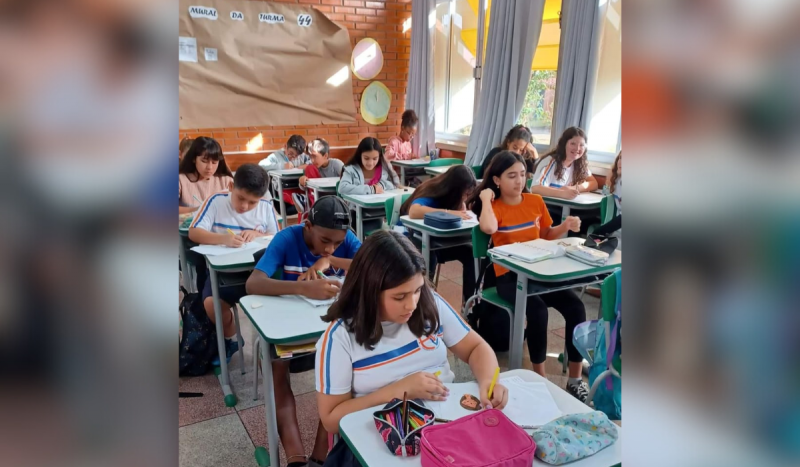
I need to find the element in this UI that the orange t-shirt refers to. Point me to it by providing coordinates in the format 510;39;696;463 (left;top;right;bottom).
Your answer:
490;194;553;277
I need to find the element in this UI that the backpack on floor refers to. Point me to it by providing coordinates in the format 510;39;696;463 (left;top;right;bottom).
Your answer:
179;286;218;376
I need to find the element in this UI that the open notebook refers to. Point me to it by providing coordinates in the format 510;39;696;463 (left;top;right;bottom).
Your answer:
282;275;344;307
489;239;566;264
565;244;609;266
425;377;562;429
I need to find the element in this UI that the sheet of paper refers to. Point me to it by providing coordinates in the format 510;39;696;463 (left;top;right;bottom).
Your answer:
179;36;198;62
204;48;218;61
425;380;561;427
190;239;267;256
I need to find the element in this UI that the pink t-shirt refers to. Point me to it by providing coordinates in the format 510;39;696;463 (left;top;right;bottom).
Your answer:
179;173;233;207
385;135;414;161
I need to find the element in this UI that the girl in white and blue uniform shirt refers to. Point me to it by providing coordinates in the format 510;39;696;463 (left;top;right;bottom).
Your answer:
315;231;508;465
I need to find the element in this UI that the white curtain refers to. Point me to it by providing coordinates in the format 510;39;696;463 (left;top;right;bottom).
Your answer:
465;0;545;166
405;0;437;157
550;0;608;141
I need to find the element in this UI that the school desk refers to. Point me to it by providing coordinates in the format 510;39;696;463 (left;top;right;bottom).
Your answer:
340;188;415;240
489;237;622;369
542;192;604;222
306;177;339;202
239;294;330;467
398;215;478;277
390;159;430;185
338;368;622;467
423;166;451;177
268;168;304;223
201;238;272;407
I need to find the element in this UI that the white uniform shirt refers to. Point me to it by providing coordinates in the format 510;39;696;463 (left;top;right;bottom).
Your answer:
190;192;280;235
533;155;592;188
316;294;470;398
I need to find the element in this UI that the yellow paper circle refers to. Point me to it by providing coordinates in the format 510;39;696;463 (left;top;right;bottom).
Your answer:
360;81;392;125
351;38;384;80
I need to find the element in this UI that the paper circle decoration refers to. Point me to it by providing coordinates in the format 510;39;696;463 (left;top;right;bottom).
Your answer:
351;38;384;80
360;81;392;125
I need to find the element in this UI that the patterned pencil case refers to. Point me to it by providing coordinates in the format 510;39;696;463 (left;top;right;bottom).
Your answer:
372;398;435;457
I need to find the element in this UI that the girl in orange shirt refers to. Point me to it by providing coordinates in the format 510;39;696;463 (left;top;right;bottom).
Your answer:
468;151;590;402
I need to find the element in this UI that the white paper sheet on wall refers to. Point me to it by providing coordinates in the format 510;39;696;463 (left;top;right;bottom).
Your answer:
179;37;198;62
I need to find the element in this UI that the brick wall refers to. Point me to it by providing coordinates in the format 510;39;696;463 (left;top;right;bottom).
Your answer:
179;0;412;158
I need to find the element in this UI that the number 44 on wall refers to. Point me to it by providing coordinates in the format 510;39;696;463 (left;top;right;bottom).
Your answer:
297;14;312;27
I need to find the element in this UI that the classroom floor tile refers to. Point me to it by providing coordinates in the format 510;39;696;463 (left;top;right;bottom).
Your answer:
179;413;255;467
434;277;463;311
438;260;462;280
238;391;322;467
179;374;236;427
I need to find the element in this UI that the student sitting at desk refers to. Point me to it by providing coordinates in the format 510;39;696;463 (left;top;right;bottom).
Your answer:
188;163;280;364
399;164;478;304
468;151;590;402
179;137;234;215
530;126;598;200
259;134;312;214
299;138;344;214
384;109;418;161
478;124;538;179
245;196;362;467
315;231;508;464
339;137;401;195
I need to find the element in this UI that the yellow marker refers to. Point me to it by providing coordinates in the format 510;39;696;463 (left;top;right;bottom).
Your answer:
487;367;500;400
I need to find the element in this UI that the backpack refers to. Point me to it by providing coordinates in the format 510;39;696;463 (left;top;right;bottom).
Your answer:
179;286;218;376
587;269;621;419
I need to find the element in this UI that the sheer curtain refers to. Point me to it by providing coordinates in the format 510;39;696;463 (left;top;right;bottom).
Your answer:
550;0;608;141
465;0;545;166
405;0;437;157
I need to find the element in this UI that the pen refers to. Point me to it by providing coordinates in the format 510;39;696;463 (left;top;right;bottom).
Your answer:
192;195;202;204
316;270;326;280
487;367;500;400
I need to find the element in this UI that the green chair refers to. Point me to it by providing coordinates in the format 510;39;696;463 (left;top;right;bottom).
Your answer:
384;193;412;228
526;177;534;190
463;226;516;351
587;269;621;405
587;195;616;235
428;158;462;168
471;165;482;179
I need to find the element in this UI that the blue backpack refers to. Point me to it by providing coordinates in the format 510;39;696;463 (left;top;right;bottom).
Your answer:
179;286;218;376
588;269;621;419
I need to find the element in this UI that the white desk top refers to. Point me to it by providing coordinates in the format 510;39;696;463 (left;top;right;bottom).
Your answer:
341;188;415;208
542;192;604;207
391;159;430;167
399;215;477;236
339;369;622;467
269;168;304;177
306;177;339;189
490;237;621;282
424;166;451;176
239;295;330;344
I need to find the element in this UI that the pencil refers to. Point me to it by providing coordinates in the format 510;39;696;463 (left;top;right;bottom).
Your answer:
434;370;442;378
487;367;500;400
402;391;408;436
226;228;235;235
192;195;202;204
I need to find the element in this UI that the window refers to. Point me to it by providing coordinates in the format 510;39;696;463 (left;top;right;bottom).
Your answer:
587;0;622;157
434;0;489;139
517;0;562;146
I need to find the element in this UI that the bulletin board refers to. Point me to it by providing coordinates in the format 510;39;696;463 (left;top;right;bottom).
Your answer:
179;0;357;129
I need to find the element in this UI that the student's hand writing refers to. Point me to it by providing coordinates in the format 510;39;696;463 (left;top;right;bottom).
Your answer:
299;176;308;187
561;186;580;199
563;216;581;232
223;234;245;248
479;188;495;204
374;184;385;194
478;381;508;410
394;372;450;402
299;257;331;281
283;162;294;169
301;279;341;300
240;230;261;242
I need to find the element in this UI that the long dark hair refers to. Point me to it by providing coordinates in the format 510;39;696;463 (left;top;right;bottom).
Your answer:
344;137;399;184
468;151;527;216
536;127;589;185
178;136;233;178
400;165;476;215
500;124;532;149
608;150;621;194
322;231;440;350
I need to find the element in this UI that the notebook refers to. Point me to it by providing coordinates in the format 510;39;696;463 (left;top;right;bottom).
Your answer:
190;236;273;256
275;342;317;359
282;276;344;307
565;244;609;266
425;378;562;429
489;239;566;263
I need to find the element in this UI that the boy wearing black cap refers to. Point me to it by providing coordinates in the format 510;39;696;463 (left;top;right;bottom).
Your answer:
245;196;360;467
